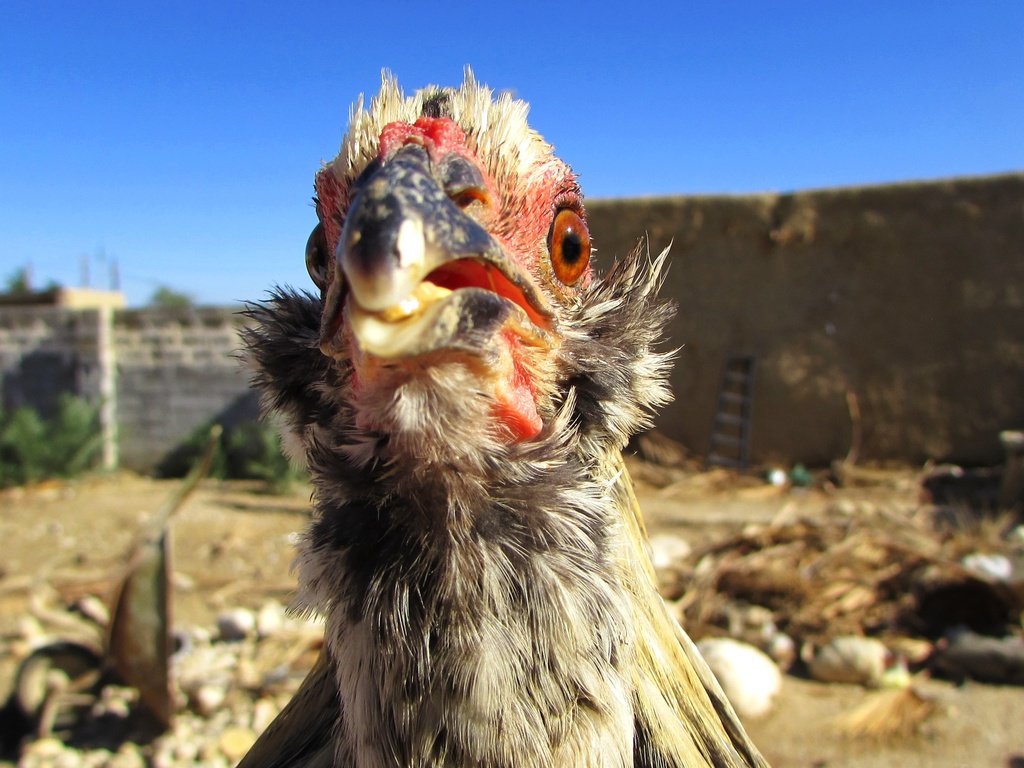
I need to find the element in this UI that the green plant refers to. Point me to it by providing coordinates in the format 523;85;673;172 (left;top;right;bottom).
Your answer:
157;419;303;493
0;395;102;487
147;285;195;309
157;421;229;481
227;422;302;494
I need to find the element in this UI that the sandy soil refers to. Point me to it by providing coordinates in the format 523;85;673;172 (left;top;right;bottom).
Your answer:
1;471;1022;767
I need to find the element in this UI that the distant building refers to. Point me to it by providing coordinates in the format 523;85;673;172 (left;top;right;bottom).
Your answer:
0;287;126;310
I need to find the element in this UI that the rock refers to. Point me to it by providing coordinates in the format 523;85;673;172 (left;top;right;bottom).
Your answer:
724;603;774;637
805;635;889;687
217;608;256;641
74;594;110;626
257;600;287;638
171;733;201;764
19;738;83;768
765;632;796;670
175;640;240;710
961;552;1013;581
192;683;228;716
887;636;934;665
833;498;859;516
175;623;213;649
648;533;691;572
108;744;146;768
219;726;257;761
252;696;281;733
91;684;135;720
933;627;1024;685
81;750;115;768
236;656;263;690
697;637;782;719
172;570;196;590
21;737;67;758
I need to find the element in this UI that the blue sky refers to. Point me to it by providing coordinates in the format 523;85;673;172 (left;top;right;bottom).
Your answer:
2;2;1021;306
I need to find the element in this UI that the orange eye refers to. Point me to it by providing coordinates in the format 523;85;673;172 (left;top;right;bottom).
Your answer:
548;209;591;285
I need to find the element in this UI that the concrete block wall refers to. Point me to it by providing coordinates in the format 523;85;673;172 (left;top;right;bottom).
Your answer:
0;305;257;472
113;308;258;470
0;307;105;416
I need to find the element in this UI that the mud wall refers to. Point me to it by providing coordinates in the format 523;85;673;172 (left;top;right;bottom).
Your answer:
587;173;1024;465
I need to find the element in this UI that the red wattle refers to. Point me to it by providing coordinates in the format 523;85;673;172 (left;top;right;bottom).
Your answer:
491;331;542;442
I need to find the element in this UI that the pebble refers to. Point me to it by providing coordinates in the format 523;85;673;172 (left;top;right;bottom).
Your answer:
109;744;146;768
92;685;135;719
217;607;257;641
961;552;1013;581
765;632;796;669
176;641;241;693
75;594;111;626
22;737;66;758
697;637;782;719
252;696;281;733
648;533;692;572
805;635;889;687
236;655;264;689
257;599;287;638
193;682;228;716
219;726;258;761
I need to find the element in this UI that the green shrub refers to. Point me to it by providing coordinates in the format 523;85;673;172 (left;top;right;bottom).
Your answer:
0;396;102;487
225;422;301;494
157;420;303;493
157;421;230;481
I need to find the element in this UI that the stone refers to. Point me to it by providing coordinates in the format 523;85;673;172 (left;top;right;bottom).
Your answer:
251;697;280;734
75;594;110;626
805;635;889;687
697;637;782;719
961;552;1013;581
647;533;692;572
217;608;256;641
219;726;258;761
256;600;286;638
192;683;228;716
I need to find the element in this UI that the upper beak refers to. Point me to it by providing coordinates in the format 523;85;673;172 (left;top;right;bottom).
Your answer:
319;144;553;360
341;145;495;312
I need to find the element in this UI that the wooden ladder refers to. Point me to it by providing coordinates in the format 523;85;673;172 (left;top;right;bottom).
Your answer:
707;355;756;470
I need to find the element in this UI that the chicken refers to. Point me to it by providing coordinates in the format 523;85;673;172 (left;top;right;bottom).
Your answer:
239;72;768;768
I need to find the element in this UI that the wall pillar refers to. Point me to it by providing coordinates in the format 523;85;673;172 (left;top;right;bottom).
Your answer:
97;306;118;470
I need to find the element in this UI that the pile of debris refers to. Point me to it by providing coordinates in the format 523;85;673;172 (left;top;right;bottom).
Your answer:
2;596;321;768
645;457;1024;731
665;499;1023;650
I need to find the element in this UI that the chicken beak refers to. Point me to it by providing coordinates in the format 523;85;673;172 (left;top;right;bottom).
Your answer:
319;144;552;360
340;145;494;313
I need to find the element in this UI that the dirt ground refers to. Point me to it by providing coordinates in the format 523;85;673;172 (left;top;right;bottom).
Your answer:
1;469;1022;767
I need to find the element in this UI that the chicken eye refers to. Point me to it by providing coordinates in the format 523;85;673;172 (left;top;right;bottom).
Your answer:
548;209;590;285
305;222;329;290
